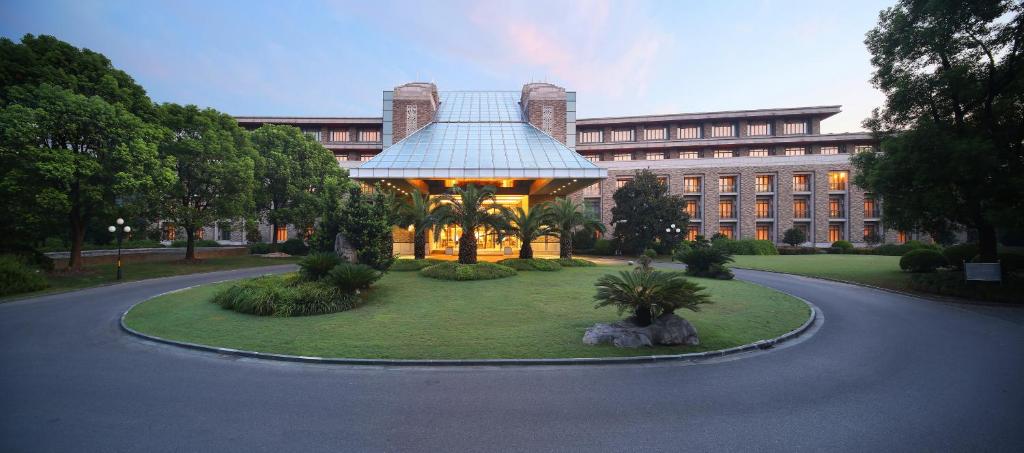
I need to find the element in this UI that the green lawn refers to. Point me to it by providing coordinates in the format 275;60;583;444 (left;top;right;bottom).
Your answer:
124;265;810;360
730;255;910;290
7;255;301;301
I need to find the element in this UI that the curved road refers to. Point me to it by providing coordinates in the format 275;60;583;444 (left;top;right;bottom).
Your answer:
1;264;1022;452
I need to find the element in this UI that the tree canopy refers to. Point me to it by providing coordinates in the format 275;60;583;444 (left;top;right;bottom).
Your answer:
611;170;688;255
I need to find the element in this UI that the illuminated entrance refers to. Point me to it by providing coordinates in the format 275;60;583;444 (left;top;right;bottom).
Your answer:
430;195;528;255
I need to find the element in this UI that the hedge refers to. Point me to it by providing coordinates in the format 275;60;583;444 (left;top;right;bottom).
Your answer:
420;262;517;281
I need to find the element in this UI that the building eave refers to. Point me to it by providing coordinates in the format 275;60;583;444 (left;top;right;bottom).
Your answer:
576;106;843;126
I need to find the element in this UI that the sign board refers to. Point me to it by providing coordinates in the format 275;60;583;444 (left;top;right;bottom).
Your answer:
965;262;1001;282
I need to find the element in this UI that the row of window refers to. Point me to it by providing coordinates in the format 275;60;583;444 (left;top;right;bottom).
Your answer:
577;120;813;144
302;128;382;143
336;154;377;163
583;145;870;162
583;172;849;196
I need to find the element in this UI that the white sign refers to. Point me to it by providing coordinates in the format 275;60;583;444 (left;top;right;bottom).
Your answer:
965;262;1001;282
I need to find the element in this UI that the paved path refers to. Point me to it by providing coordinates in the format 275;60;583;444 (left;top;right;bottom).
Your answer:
1;265;1022;452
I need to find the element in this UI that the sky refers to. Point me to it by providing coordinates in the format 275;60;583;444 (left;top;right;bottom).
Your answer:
0;0;895;133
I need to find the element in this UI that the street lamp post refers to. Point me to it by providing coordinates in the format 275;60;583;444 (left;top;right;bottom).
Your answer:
107;218;131;281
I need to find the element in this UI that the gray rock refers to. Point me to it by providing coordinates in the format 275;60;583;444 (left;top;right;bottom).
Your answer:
583;313;700;348
334;233;357;263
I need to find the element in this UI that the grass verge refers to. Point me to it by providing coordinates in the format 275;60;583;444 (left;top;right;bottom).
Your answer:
730;255;910;290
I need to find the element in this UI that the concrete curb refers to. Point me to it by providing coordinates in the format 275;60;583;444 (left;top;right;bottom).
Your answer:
119;290;819;367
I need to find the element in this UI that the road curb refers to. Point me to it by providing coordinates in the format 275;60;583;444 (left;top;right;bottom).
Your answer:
119;291;820;367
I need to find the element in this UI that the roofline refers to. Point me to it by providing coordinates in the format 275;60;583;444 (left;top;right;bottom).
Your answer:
574;132;874;151
577;106;843;125
234;116;383;125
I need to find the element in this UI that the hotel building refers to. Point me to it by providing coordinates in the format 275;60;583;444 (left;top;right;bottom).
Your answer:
234;81;898;254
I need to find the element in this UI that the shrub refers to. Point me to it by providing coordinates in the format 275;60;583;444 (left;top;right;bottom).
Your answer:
782;228;806;247
249;242;273;254
212;275;361;317
297;252;342;281
4;247;55;271
972;252;1024;275
557;258;596;267
286;283;359;317
900;249;947;273
280;238;309;256
909;271;1023;304
325;263;382;293
593;268;711;326
778;246;818;255
0;255;49;296
675;246;734;279
592;239;614;256
726;239;778;256
390;259;445;271
943;243;979;270
170;239;220;248
211;276;282;316
832;240;854;251
420;262;516;280
643;248;658;259
497;258;562;271
652;240;674;256
873;240;939;256
571;229;598;251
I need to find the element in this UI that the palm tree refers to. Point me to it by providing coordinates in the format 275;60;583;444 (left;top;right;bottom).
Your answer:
431;184;505;264
594;267;711;326
498;205;553;259
399;190;439;260
546;197;606;259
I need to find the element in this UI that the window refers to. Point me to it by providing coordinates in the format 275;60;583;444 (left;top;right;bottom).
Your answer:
301;127;322;142
581;182;600;197
613;153;632;161
195;228;204;239
335;155;346;164
784;147;806;156
756;198;773;218
219;226;232;241
782;120;808;135
163;223;176;241
713;150;733;159
829;223;844;242
646;152;665;160
793;198;810;218
897;231;908;244
583;198;600;217
755;175;774;193
657;176;668;187
616;178;632;189
756;224;771;241
748;148;770;157
829;196;845;218
304;225;315;240
358;181;374;194
359;130;381;142
819;145;839;155
610;129;635;142
793;174;811;192
583;154;600;163
710;124;736;137
684;199;700;218
329;130;350;142
578;130;603;143
718;176;737;193
718;224;735;239
855;145;874;153
643;127;667;141
679;151;699;159
864;223;879;241
360;153;375;162
828;171;848;191
683;177;702;193
677;125;702;139
686;225;699;241
747;122;771;136
275;226;288;242
864;196;879;218
719;199;735;218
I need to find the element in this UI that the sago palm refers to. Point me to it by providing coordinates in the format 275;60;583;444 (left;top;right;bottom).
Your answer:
546;197;606;259
431;184;505;264
498;205;554;259
594;268;711;326
399;190;439;260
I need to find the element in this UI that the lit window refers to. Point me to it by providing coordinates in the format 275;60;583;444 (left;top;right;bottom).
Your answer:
684;199;700;218
897;231;908;244
643;127;667;141
677;125;702;139
646;152;664;160
748;148;769;157
581;183;600;197
829;196;845;218
755;175;774;193
304;225;314;240
793;198;810;218
828;171;848;191
710;124;736;138
864;223;879;240
855;145;874;153
195;228;204;239
359;130;381;142
718;176;737;193
613;153;632;161
719;199;735;218
784;147;806;156
820;146;839;155
864;196;878;218
719;224;735;239
683;177;702;193
793;174;811;192
657;176;668;187
578;130;603;143
829;224;844;242
747;122;771;136
164;223;176;241
686;225;699;241
713;150;733;159
360;153;375;162
335;155;346;164
301;127;322;142
756;199;773;218
782;120;808;135
583;154;600;163
610;129;635;142
616;178;632;189
275;226;288;242
679;151;699;159
329;130;350;142
756;224;771;241
358;182;373;194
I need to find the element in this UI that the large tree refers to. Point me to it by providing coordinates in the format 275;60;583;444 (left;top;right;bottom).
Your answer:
431;184;505;264
251;124;345;243
157;103;255;260
853;0;1024;261
610;170;689;255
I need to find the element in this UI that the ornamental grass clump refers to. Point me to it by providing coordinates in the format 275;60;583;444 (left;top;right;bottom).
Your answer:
496;258;562;271
325;263;382;293
297;252;342;281
593;261;711;327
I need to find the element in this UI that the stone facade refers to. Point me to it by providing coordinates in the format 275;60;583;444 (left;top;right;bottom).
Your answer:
391;82;438;143
521;83;567;143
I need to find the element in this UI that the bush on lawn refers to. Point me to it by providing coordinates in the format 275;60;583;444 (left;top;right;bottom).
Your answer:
908;271;1023;304
420;262;517;281
593;267;711;326
571;229;598;252
280;238;309;256
942;243;979;270
212;275;359;317
782;228;807;247
643;248;658;259
873;240;939;256
900;249;947;273
0;255;49;297
325;263;382;293
592;239;614;256
297;252;342;281
556;258;596;267
674;245;734;279
832;240;854;251
497;258;562;271
249;243;273;254
727;239;779;255
390;259;445;271
778;246;818;255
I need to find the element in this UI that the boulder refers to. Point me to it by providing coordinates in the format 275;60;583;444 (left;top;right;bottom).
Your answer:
334;233;357;263
583;313;700;348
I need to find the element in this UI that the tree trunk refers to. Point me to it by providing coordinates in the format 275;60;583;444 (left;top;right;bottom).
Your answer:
67;214;86;271
978;222;999;262
271;222;278;244
458;230;477;264
519;240;533;259
185;228;196;261
560;233;572;259
414;229;426;260
634;305;652;327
